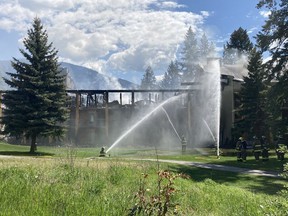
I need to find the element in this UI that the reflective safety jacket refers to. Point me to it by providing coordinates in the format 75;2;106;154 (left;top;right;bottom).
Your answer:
236;141;242;151
253;139;262;153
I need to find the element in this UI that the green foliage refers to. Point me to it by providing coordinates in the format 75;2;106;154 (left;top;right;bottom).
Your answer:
1;17;69;153
256;0;288;136
282;162;288;179
129;170;189;215
161;27;215;86
0;158;287;215
256;0;287;79
265;75;288;135
199;33;216;59
161;61;181;89
140;66;157;90
179;28;215;83
236;48;269;138
223;27;253;64
181;26;199;63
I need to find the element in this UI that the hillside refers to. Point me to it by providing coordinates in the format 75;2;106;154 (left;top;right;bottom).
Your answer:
0;60;137;90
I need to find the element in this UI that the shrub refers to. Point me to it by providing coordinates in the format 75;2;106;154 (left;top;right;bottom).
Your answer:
129;170;189;216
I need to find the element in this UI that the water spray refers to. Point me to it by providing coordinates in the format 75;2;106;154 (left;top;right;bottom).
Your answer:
202;118;220;159
161;107;181;141
202;119;220;159
106;94;182;153
202;119;216;143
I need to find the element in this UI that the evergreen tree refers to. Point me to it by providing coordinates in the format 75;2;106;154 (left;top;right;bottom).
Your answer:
161;61;180;89
236;48;268;138
180;26;202;82
1;17;68;153
199;33;215;59
256;0;288;136
223;27;253;64
140;66;157;90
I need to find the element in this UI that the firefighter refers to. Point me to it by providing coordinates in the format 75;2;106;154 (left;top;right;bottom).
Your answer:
99;147;106;157
261;136;269;161
181;135;187;154
275;136;287;161
236;137;243;162
252;136;262;161
240;137;248;162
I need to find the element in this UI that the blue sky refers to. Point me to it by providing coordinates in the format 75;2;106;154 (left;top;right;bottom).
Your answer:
0;0;268;83
178;0;266;47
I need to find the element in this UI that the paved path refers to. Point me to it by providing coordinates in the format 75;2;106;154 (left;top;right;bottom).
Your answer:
142;159;282;178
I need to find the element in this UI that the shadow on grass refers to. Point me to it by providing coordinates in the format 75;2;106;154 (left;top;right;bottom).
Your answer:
0;151;55;157
169;164;286;196
207;157;286;172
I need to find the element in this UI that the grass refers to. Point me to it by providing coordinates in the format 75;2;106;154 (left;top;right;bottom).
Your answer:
0;142;288;215
0;156;287;216
1;142;287;172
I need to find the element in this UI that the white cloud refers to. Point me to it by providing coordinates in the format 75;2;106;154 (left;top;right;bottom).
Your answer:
0;2;34;31
155;1;185;9
18;0;75;11
156;74;164;82
247;27;258;34
259;10;271;18
200;11;210;17
0;0;209;82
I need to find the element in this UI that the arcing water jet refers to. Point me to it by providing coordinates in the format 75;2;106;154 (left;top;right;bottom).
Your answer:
106;94;182;153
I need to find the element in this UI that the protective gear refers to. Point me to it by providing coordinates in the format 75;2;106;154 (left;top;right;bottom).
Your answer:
99;147;106;157
181;135;187;154
275;136;287;161
235;137;247;162
261;136;269;161
236;139;242;161
252;136;262;161
241;139;247;162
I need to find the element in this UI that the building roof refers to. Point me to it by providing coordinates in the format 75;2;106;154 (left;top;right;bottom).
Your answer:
221;64;248;82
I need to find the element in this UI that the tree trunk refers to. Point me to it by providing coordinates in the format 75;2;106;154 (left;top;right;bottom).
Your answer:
30;135;37;153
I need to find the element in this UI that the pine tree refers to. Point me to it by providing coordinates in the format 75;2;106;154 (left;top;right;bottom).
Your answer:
140;66;157;90
1;17;69;153
223;27;253;64
180;26;202;82
256;0;288;135
236;48;268;138
199;33;215;59
161;61;180;89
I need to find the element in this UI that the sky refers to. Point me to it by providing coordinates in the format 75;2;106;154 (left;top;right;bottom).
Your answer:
0;0;269;83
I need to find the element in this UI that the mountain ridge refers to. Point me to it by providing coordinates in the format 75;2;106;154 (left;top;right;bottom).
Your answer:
0;60;138;90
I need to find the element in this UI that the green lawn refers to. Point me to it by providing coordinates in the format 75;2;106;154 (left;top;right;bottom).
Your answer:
0;155;287;216
0;141;288;215
0;142;287;173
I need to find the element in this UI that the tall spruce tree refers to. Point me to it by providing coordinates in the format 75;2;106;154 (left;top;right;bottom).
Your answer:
140;66;157;90
161;61;180;89
256;0;288;136
180;26;202;82
236;48;268;138
223;27;253;64
1;17;68;153
199;33;215;59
